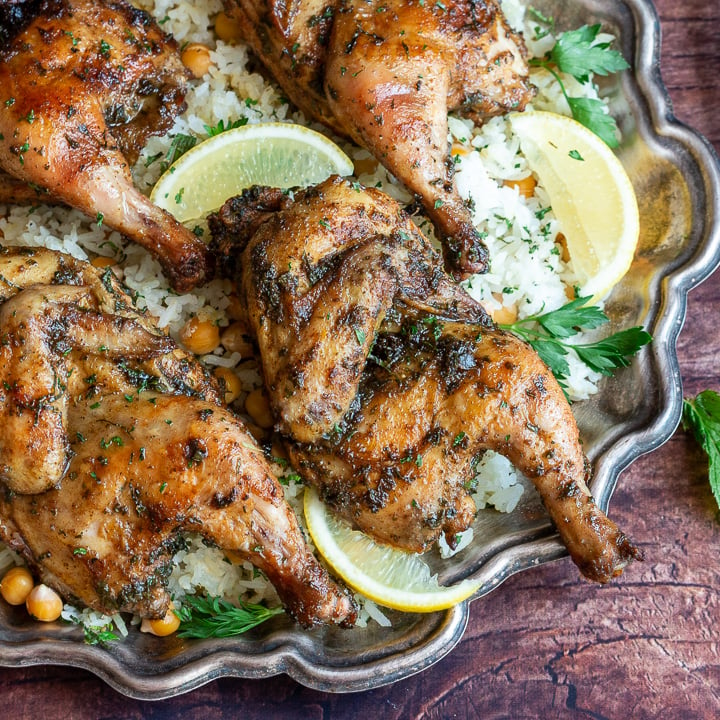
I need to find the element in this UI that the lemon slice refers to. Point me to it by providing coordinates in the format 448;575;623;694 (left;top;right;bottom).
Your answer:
150;123;354;222
509;111;640;301
304;487;481;612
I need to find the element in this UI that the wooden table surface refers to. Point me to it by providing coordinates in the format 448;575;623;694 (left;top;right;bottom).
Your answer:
3;1;719;717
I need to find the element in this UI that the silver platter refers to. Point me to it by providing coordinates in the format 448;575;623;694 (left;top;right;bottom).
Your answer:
1;0;719;699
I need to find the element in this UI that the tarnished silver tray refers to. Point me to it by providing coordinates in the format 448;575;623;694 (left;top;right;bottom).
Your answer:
1;0;719;699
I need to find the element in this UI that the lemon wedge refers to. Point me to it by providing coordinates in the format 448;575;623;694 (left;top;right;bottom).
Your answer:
509;111;640;301
150;122;353;222
304;487;481;612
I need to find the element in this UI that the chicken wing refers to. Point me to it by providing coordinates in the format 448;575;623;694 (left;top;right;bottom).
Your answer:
0;246;356;626
225;0;534;276
211;176;643;583
0;0;210;292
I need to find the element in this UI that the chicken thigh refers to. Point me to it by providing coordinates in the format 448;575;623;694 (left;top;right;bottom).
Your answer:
0;246;356;626
0;0;210;292
225;0;534;277
211;176;643;583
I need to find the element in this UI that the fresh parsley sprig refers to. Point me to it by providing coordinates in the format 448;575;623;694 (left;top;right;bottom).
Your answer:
500;296;651;390
529;23;630;147
175;595;284;639
682;390;720;511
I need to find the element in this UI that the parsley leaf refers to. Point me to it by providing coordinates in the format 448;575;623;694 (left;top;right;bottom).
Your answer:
549;24;629;83
529;24;628;146
530;337;571;380
567;97;621;148
682;391;720;511
176;595;284;639
573;326;652;374
533;295;607;338
501;296;652;392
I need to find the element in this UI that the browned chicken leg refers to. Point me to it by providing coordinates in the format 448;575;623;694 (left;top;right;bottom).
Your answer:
225;0;534;276
211;176;643;583
0;246;356;626
0;0;210;292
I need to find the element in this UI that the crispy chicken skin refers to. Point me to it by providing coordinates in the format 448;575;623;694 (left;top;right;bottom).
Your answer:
211;177;643;583
225;0;534;277
0;0;210;292
0;246;356;626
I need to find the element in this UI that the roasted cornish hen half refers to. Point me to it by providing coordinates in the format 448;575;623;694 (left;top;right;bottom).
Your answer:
0;0;209;292
225;0;534;277
210;176;643;583
0;246;356;626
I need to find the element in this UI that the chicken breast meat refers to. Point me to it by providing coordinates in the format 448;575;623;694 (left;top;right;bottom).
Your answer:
210;176;643;584
0;246;356;627
0;0;210;293
224;0;535;278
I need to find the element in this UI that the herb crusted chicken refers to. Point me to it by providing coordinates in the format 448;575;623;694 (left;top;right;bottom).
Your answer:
0;0;210;292
224;0;535;277
211;176;643;583
0;246;356;627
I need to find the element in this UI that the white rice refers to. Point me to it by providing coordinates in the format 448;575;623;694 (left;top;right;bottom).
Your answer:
0;0;614;632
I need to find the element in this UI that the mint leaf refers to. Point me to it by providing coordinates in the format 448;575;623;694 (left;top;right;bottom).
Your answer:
683;391;720;511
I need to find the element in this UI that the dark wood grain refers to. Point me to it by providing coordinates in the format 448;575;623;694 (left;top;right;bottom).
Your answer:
2;1;720;717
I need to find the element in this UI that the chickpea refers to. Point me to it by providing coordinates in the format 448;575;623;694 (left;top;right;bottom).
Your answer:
214;366;243;404
270;442;288;467
503;174;537;199
90;255;116;269
491;304;518;325
214;11;244;43
224;549;243;565
555;232;570;263
179;316;221;355
0;566;34;606
353;156;378;176
181;43;212;78
140;604;180;637
220;322;254;356
225;293;246;322
244;420;267;442
25;584;63;622
245;387;274;429
451;142;470;161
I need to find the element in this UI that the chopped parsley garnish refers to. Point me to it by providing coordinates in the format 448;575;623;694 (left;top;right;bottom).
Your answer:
203;118;248;136
161;133;197;172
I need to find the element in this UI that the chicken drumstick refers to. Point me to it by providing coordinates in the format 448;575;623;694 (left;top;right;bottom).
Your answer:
0;0;210;292
225;0;534;276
